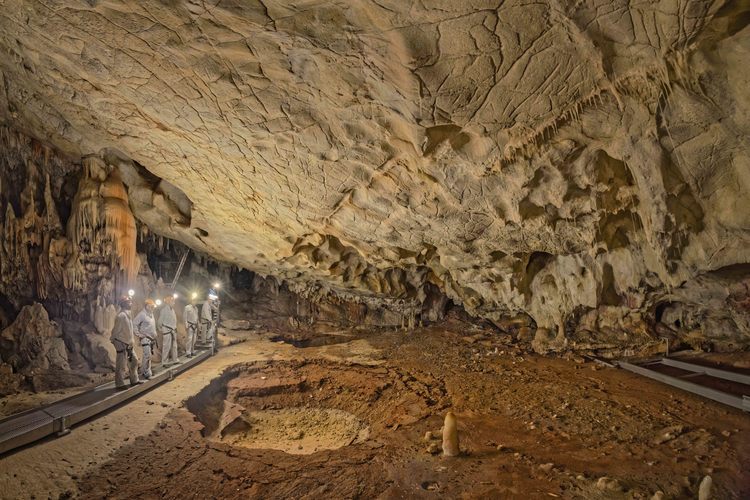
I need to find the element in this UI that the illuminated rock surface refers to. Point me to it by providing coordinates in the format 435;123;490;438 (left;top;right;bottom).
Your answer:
0;1;748;349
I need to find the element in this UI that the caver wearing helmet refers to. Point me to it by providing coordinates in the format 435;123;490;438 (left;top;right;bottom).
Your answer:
133;298;157;379
200;291;217;348
111;295;142;389
158;295;178;367
183;293;199;357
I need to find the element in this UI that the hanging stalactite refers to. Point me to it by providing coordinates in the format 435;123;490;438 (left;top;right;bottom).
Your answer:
66;156;139;289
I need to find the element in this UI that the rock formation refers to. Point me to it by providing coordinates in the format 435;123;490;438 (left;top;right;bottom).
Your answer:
698;475;713;500
442;411;460;457
0;1;747;352
66;156;139;289
0;303;69;392
0;130;73;312
0;130;139;323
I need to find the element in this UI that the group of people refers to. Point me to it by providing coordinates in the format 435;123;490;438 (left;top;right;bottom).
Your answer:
110;289;220;389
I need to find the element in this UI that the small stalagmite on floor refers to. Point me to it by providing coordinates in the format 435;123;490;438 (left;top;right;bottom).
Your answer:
442;411;459;457
698;476;713;500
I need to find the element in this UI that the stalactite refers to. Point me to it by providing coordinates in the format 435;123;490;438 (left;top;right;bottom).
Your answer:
42;174;61;232
66;157;139;288
0;213;6;282
4;203;17;262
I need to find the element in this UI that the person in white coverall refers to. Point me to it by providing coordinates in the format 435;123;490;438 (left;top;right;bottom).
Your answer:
200;296;215;347
133;299;157;379
111;296;142;389
159;295;179;366
211;297;221;351
183;297;199;357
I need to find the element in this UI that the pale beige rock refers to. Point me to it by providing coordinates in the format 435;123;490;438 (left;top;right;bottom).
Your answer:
698;475;713;500
596;476;623;492
0;303;69;375
426;442;440;455
539;463;554;473
442;411;459;457
80;333;116;371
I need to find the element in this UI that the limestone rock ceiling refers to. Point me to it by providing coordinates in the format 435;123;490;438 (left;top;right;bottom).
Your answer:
0;1;749;329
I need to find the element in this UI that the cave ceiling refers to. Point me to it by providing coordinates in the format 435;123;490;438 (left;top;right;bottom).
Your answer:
0;0;748;328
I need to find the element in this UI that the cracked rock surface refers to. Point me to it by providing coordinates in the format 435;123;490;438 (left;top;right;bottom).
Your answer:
0;1;748;343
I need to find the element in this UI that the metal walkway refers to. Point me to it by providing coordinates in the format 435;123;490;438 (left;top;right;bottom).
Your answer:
618;357;750;412
0;347;213;456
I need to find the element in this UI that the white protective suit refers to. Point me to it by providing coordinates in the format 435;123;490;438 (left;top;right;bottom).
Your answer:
111;310;140;388
184;303;199;356
133;308;156;378
158;304;178;365
200;300;214;345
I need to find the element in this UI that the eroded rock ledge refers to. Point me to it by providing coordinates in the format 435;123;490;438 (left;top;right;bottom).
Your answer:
0;1;748;352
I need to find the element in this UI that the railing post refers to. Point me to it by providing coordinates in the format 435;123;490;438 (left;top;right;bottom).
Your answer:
54;415;70;436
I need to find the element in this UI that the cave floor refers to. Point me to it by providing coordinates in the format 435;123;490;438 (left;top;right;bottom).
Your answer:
1;320;748;499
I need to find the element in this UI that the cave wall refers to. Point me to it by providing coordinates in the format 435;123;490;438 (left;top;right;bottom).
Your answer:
0;129;76;320
223;268;449;330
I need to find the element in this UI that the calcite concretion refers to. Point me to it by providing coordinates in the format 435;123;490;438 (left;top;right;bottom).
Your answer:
442;411;460;457
66;156;139;287
0;130;138;321
0;1;748;348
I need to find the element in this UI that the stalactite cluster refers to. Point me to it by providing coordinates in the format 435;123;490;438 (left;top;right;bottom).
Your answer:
0;129;73;311
65;156;139;292
0;129;141;321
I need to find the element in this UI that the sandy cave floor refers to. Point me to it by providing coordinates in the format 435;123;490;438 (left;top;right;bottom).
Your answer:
0;321;749;499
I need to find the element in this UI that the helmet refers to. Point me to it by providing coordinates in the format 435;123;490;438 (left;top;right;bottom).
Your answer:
118;295;132;308
144;299;155;306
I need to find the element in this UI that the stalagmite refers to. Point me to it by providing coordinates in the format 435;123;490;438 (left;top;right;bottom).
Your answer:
93;298;108;334
442;411;459;457
698;476;713;500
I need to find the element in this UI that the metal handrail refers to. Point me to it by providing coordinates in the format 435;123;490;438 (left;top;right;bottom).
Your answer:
618;359;749;412
168;249;190;289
